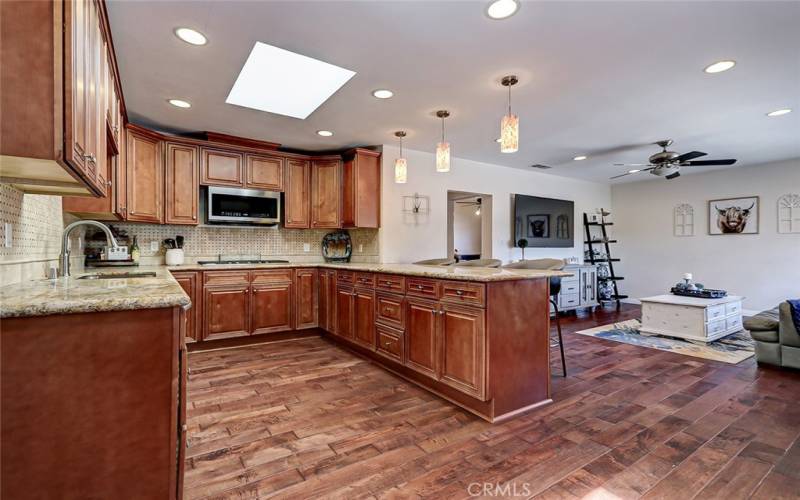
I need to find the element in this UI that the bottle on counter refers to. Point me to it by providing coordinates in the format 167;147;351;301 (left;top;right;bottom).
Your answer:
130;236;140;263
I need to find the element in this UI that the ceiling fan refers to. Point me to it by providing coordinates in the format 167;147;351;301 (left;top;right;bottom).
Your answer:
610;140;736;180
456;197;482;215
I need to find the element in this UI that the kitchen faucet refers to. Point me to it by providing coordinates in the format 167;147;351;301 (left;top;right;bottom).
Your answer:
59;220;120;278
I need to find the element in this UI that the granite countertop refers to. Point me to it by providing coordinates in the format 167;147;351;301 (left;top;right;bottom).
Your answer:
0;266;190;319
0;262;571;319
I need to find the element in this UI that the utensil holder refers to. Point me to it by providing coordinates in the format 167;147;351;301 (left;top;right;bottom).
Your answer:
165;248;185;266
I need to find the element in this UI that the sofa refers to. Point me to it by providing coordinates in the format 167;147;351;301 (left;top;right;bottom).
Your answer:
744;302;800;369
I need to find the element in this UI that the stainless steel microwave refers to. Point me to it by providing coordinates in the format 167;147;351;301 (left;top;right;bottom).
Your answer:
207;186;281;225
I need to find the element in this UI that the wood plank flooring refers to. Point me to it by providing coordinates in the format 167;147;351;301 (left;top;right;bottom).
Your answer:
184;305;800;499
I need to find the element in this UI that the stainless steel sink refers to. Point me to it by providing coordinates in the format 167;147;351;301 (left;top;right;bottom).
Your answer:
77;271;157;280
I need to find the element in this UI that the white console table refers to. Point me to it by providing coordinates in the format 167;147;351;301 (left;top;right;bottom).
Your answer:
639;294;744;344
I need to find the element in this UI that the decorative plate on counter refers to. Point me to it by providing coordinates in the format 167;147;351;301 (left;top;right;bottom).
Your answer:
322;230;352;262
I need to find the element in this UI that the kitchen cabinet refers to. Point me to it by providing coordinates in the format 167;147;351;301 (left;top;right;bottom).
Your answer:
310;157;341;228
204;285;250;340
376;292;405;330
201;148;243;187
335;285;355;339
376;324;404;363
251;282;293;335
295;269;318;330
125;126;163;223
342;149;381;228
246;154;284;191
171;271;200;343
285;158;311;228
352;287;376;349
318;269;337;333
165;142;199;225
405;298;439;379
555;264;598;312
439;303;486;399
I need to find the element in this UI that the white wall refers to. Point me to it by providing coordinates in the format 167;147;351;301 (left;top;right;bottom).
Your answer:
380;145;612;264
612;159;800;312
453;202;482;255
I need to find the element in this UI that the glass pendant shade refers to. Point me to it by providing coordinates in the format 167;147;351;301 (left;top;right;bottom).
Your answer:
500;113;519;153
436;141;450;172
394;157;408;184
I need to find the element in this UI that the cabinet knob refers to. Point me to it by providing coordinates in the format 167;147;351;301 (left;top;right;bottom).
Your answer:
417;285;423;289
193;215;197;220
439;310;445;315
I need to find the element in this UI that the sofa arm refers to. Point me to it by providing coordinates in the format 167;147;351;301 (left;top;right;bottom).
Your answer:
779;302;800;348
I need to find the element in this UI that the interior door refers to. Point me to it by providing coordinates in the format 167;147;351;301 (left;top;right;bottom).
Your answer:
405;298;439;378
439;304;486;399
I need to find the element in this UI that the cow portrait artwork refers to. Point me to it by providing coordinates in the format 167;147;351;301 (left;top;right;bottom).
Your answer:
708;196;759;235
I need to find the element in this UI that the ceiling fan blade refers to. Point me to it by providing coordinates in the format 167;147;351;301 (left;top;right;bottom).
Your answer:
665;171;681;180
612;163;652;167
683;159;737;166
673;151;707;163
610;166;655;180
609;172;632;179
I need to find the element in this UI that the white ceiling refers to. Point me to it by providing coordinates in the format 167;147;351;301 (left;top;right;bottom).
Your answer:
107;1;800;183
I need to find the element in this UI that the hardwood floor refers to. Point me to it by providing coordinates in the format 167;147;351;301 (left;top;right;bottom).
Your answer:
184;305;800;499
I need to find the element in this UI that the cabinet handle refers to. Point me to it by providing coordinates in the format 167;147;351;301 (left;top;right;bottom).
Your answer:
416;285;424;290
182;424;187;432
455;290;464;296
439;310;445;315
192;215;197;220
83;154;96;164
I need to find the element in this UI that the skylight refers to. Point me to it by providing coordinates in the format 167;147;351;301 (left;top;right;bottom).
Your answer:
225;42;355;119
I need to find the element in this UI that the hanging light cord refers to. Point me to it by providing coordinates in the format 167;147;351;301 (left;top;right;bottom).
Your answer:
399;135;403;156
507;84;512;115
441;116;445;142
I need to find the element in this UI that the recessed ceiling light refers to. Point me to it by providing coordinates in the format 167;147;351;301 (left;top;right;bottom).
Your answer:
316;130;334;137
372;89;394;99
573;155;588;161
766;108;792;117
226;42;356;119
628;169;641;174
168;99;191;108
174;27;207;46
704;60;736;74
486;0;520;20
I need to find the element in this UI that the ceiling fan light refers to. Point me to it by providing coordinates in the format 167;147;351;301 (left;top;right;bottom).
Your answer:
394;158;408;184
704;60;735;74
500;114;519;153
436;142;450;172
766;108;792;117
628;169;641;174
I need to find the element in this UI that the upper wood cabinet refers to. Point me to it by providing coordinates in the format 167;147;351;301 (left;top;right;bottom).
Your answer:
200;148;243;187
126;126;163;223
285;158;311;228
245;154;284;191
342;149;381;228
295;269;318;330
311;158;341;229
164;142;199;225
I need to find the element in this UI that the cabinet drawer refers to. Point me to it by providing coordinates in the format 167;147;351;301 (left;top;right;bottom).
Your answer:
725;302;742;316
440;281;485;307
251;269;293;285
375;274;405;294
203;270;250;286
706;305;726;321
337;271;355;284
376;324;404;363
559;293;580;308
376;292;405;329
406;278;439;299
354;272;375;288
706;318;727;336
726;315;743;332
561;282;580;295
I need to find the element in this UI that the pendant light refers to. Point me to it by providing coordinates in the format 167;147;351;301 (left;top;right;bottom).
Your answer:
394;131;408;184
435;110;451;172
500;75;519;153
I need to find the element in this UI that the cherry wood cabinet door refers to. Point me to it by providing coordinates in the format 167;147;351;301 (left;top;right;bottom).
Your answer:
335;285;355;339
285;158;310;228
65;0;89;175
165;142;199;225
318;270;330;331
295;269;318;330
200;148;243;187
126;128;163;223
353;288;375;349
251;283;293;335
171;271;200;343
204;285;250;340
245;154;284;191
405;298;439;379
310;159;341;228
439;304;486;399
342;149;381;228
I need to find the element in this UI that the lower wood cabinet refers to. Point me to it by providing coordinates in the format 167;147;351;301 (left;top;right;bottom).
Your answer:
352;288;375;349
204;285;250;340
170;271;200;343
335;285;355;339
376;324;404;362
405;297;440;379
318;270;336;332
295;269;318;330
251;282;293;335
439;303;486;399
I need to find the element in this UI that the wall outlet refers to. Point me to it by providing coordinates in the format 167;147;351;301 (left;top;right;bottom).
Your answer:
150;240;159;252
358;244;364;253
303;243;310;252
3;223;11;248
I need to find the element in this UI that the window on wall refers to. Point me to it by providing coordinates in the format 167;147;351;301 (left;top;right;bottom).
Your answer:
674;203;694;237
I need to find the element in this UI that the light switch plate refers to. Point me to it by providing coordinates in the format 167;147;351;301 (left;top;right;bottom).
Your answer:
150;240;159;252
3;223;12;248
358;244;363;253
303;243;310;252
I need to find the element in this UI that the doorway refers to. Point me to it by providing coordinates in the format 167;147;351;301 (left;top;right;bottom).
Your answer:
447;191;492;261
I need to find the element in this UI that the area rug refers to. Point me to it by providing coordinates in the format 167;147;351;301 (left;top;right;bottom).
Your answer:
575;319;754;364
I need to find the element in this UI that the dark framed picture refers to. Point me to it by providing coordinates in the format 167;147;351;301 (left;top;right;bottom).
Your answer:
708;196;759;235
527;214;550;238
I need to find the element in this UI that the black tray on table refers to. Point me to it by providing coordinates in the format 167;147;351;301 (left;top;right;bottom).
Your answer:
670;287;727;299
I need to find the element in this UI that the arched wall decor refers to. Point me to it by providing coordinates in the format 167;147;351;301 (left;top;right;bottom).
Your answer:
778;194;800;234
674;203;695;237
